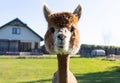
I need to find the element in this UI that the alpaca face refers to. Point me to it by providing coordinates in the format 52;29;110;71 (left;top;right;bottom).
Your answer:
53;27;72;54
43;5;82;55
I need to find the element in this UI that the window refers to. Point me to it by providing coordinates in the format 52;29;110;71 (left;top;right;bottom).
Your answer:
12;28;21;34
35;42;38;49
20;42;31;52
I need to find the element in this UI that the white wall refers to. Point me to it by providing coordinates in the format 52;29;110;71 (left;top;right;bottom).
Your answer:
0;25;41;48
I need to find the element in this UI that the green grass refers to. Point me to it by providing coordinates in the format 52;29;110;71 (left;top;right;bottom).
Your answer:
0;56;120;83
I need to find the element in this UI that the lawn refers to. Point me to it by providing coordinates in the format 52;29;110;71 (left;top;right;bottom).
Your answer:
0;56;120;83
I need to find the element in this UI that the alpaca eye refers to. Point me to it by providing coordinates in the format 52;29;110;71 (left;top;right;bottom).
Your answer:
70;26;75;32
50;27;55;33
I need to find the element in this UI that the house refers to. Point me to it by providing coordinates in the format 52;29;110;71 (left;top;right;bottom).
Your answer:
0;18;43;54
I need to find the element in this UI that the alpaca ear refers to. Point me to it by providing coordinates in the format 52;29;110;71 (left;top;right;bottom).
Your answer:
43;4;52;21
73;4;82;20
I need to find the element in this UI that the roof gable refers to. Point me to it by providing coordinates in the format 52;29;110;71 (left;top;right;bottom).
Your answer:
0;18;43;41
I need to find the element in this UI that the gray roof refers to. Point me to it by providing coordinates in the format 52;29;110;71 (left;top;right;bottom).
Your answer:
0;18;43;41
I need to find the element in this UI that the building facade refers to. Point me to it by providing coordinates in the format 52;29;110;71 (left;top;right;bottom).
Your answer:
0;18;43;54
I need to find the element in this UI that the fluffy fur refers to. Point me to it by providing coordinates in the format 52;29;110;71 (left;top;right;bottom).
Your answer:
45;12;80;54
43;4;82;83
48;12;78;28
69;26;80;54
44;28;55;53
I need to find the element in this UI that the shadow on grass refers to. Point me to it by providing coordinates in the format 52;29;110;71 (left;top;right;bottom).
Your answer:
18;66;120;83
76;66;120;83
18;79;51;83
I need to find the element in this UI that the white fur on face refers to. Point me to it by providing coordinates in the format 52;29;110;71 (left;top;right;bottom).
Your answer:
53;27;71;54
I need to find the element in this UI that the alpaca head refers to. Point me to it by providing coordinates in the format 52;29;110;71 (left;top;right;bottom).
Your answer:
43;5;82;55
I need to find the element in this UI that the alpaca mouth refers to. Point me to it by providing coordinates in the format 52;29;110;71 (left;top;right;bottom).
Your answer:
58;46;64;48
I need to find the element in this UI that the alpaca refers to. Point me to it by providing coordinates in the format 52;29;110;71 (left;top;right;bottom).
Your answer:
43;4;82;83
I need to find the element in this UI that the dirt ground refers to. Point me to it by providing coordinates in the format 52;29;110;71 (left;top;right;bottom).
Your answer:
107;54;120;60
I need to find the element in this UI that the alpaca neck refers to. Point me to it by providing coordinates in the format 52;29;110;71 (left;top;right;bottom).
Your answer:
57;54;70;83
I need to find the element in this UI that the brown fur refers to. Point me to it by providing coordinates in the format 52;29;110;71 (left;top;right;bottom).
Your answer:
52;55;77;83
44;28;55;53
48;12;78;28
43;4;82;83
45;12;80;54
70;25;80;53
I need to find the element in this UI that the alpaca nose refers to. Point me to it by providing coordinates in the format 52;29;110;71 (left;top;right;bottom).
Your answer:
57;34;66;40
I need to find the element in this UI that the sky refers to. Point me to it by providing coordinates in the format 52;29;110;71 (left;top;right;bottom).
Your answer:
0;0;120;46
